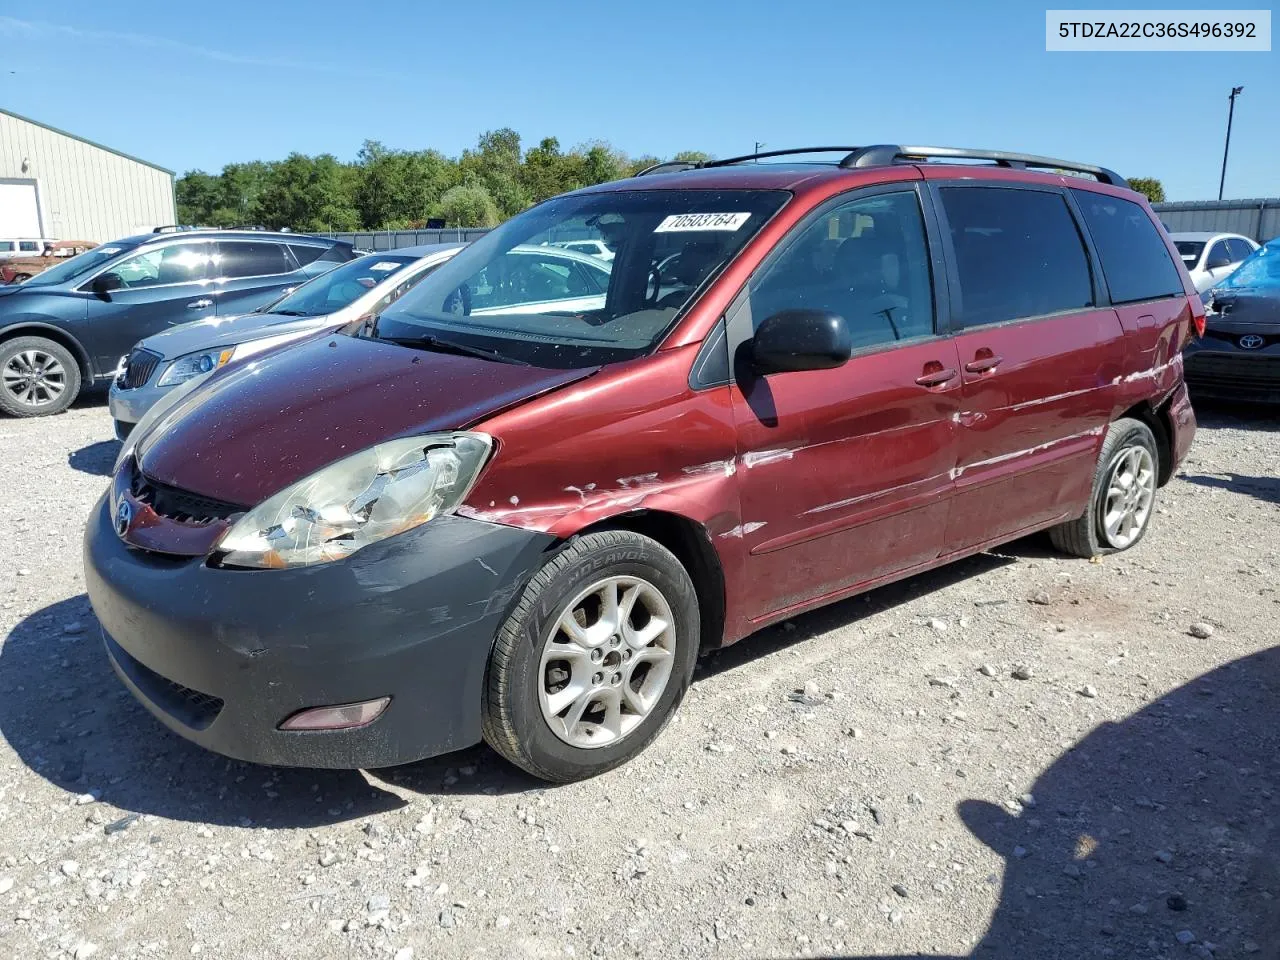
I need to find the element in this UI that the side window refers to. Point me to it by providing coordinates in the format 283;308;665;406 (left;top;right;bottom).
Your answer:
1070;189;1183;304
289;244;325;267
215;241;294;279
750;190;936;350
939;187;1093;328
0;242;14;253
316;244;353;264
96;242;211;289
373;264;437;312
1207;240;1232;267
18;241;39;252
1227;238;1254;262
470;252;601;310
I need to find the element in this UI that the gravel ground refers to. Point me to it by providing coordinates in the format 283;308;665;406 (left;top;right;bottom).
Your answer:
0;396;1277;960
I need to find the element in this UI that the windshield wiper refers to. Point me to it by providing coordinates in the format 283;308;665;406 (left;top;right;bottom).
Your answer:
267;309;310;317
380;334;530;366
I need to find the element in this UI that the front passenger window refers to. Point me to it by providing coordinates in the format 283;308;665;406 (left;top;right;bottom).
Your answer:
750;191;936;350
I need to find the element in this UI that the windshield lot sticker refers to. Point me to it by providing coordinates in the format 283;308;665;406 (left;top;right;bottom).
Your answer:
100;247;122;255
654;212;751;232
369;261;402;272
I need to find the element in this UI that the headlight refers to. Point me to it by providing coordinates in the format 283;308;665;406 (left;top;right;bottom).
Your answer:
156;331;311;387
213;432;492;569
157;348;232;386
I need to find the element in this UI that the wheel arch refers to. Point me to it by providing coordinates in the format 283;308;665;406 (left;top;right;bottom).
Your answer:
0;323;93;383
1116;398;1174;486
570;509;727;654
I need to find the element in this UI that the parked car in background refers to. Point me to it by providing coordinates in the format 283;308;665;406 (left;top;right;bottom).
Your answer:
85;145;1197;783
0;240;99;284
1185;238;1280;403
0;229;356;417
1169;231;1258;293
550;238;615;262
109;243;465;438
0;238;56;260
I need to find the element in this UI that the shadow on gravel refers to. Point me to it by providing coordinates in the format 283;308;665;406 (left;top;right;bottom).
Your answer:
68;439;120;476
821;644;1280;960
1182;472;1280;506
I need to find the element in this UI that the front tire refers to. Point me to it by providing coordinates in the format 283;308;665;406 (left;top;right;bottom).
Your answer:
0;336;81;417
1050;417;1159;558
482;530;700;783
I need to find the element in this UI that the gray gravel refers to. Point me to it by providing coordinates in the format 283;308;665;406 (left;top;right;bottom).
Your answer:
0;400;1277;959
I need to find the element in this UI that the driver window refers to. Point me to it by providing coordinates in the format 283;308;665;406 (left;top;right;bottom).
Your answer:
96;243;211;289
750;191;935;349
469;252;602;311
1208;240;1231;266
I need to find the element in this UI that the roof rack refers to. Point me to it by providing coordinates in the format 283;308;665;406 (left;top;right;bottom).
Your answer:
838;145;1128;187
633;144;1127;188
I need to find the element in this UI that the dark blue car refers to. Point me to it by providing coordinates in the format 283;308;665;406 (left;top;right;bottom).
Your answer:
0;229;356;417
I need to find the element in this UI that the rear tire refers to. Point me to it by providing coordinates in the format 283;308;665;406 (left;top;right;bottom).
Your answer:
482;530;699;783
1050;417;1159;558
0;336;81;418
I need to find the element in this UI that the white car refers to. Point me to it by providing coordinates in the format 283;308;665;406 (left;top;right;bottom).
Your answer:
0;238;55;259
109;243;466;436
1170;231;1259;293
550;239;615;262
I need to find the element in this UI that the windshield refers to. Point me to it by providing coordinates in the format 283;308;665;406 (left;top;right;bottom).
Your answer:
21;242;137;287
1218;240;1280;291
1174;241;1205;263
373;188;789;368
262;253;417;316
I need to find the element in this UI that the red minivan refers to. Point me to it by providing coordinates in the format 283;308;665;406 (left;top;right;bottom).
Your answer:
85;145;1199;782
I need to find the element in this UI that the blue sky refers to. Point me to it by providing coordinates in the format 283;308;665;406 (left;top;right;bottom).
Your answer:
1;2;1275;200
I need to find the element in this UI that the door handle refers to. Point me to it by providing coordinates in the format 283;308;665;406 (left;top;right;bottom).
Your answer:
964;354;1003;374
187;298;213;310
915;366;958;387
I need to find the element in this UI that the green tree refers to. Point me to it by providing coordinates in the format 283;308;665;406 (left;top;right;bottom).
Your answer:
175;170;221;225
460;128;531;219
434;184;501;227
672;150;714;164
255;153;360;232
1127;177;1166;203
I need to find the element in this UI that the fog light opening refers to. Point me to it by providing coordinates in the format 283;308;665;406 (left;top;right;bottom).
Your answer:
279;697;391;731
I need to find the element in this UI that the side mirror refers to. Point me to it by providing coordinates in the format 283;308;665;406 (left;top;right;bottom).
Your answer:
1206;254;1232;270
751;309;852;375
92;273;123;298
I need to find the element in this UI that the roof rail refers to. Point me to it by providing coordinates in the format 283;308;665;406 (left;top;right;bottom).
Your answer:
839;144;1128;188
634;147;862;177
151;224;201;233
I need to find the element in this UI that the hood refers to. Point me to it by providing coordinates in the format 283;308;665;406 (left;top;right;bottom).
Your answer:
1206;288;1280;331
0;283;27;297
140;310;337;358
137;333;596;506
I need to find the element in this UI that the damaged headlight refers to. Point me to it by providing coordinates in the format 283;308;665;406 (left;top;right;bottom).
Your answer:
213;433;492;569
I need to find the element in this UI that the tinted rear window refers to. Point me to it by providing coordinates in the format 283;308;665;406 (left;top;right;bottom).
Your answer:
215;241;293;278
1227;238;1254;262
1071;190;1183;304
1174;241;1205;262
289;244;326;266
939;186;1093;328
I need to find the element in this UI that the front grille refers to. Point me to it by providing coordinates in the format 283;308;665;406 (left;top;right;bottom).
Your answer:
1185;354;1280;390
131;471;245;524
1202;330;1280;349
104;634;224;731
119;348;162;389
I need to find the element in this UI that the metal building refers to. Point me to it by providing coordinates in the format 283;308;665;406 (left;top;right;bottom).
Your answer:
0;108;176;244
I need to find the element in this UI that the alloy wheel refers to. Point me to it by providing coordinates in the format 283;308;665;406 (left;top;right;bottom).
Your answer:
538;575;677;749
1101;446;1156;549
2;349;67;409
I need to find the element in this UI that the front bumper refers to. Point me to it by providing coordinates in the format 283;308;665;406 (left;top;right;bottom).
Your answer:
108;379;170;432
83;496;554;768
1183;341;1280;403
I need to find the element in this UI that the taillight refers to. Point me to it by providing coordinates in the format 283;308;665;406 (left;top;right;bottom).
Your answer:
1190;295;1206;338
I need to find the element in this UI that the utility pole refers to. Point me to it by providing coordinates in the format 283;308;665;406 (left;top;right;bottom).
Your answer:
753;141;766;162
1218;85;1243;201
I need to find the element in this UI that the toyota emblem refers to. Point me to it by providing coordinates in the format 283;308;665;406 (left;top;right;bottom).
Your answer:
115;498;133;537
1238;334;1265;350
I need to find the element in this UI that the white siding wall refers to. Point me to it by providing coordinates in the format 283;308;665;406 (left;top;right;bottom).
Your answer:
0;111;175;242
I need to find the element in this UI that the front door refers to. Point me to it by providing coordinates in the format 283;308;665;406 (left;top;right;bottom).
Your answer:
79;240;214;376
930;183;1127;551
731;186;960;622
